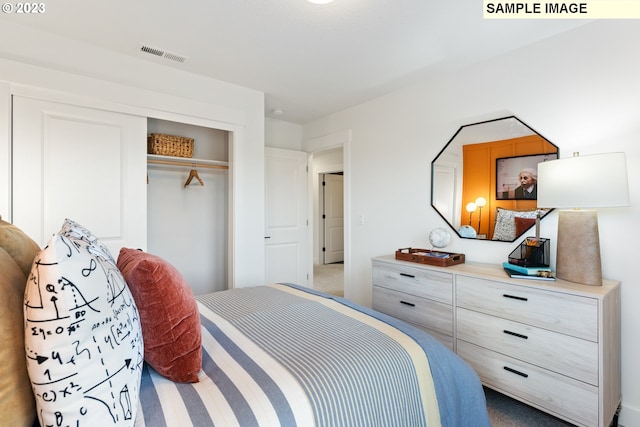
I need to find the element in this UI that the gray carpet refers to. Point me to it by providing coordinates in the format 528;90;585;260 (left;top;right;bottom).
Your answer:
313;262;344;297
485;387;576;426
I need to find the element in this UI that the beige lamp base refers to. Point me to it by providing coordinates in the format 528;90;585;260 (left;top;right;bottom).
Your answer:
556;210;603;286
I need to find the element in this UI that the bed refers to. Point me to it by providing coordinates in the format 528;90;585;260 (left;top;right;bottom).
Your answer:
1;217;490;427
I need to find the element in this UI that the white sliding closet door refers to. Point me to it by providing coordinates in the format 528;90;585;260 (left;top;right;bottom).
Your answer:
12;96;147;256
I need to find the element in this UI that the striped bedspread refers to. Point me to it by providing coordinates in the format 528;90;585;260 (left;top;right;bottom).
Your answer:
135;284;489;427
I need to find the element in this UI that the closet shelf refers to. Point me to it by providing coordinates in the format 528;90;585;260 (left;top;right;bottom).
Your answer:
147;154;229;170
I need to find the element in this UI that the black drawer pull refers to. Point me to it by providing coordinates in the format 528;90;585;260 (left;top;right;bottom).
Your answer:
400;300;416;307
502;294;528;302
503;330;528;340
504;366;529;378
400;273;416;279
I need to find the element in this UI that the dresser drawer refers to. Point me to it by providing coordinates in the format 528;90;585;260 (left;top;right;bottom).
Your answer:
456;276;598;341
373;285;453;338
372;260;453;304
458;341;598;427
457;308;598;385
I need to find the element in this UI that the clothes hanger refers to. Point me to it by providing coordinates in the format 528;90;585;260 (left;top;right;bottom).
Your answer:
184;168;204;187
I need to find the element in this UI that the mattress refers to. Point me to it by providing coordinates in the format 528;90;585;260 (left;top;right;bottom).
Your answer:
135;284;489;427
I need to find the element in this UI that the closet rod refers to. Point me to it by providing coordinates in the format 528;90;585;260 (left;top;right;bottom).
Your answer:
147;158;229;170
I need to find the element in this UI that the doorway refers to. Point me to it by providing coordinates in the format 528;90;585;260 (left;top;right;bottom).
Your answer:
311;148;344;297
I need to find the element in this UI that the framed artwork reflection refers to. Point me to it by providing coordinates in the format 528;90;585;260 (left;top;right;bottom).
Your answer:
496;153;558;200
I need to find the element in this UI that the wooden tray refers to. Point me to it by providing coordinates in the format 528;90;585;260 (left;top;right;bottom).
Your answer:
395;247;465;267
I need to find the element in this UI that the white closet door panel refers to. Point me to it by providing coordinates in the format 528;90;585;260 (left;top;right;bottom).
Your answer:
12;96;147;256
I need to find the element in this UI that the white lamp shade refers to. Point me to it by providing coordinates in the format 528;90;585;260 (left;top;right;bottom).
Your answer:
537;152;630;209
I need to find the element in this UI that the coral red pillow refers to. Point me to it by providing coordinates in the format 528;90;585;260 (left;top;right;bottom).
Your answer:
515;216;537;237
117;248;202;383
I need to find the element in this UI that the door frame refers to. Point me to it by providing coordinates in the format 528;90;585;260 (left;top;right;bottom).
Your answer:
303;130;351;297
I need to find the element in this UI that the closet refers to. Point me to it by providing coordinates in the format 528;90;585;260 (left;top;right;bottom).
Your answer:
146;118;230;295
10;95;231;296
1;55;267;290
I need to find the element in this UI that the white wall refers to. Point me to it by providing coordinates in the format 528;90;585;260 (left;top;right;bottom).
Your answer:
303;20;640;425
265;117;303;150
0;21;266;289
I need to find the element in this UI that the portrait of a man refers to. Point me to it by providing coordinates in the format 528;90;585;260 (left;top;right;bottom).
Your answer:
496;153;557;200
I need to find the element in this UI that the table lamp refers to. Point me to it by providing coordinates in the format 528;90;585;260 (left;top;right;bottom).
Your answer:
466;202;477;226
475;197;487;236
537;152;629;286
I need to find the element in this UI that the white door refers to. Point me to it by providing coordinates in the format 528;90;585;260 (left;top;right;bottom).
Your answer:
432;164;457;227
322;173;344;264
12;96;147;256
264;147;308;286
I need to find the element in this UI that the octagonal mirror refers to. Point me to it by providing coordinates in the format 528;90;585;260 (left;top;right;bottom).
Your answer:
431;116;558;242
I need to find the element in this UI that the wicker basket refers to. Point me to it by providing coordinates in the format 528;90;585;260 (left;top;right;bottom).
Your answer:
147;133;194;158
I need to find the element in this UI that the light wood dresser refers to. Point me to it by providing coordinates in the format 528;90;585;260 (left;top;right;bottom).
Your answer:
372;255;621;427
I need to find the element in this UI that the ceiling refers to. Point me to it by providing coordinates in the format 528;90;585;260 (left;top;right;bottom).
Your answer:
0;1;589;124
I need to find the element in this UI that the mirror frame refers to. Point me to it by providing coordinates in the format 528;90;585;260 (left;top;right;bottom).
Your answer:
431;116;559;242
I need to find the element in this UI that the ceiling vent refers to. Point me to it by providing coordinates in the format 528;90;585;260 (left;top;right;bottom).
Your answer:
140;44;189;63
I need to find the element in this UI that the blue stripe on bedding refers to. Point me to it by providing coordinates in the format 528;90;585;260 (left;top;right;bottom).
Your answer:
199;287;429;427
138;365;166;427
176;379;216;427
137;284;490;427
138;317;299;427
199;315;297;427
140;361;218;426
279;283;490;427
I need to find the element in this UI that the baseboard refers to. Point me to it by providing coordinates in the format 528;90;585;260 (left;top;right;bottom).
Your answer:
619;402;640;427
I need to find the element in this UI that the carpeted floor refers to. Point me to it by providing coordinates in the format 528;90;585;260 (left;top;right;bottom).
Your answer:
485;387;576;426
314;263;578;426
313;262;344;297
